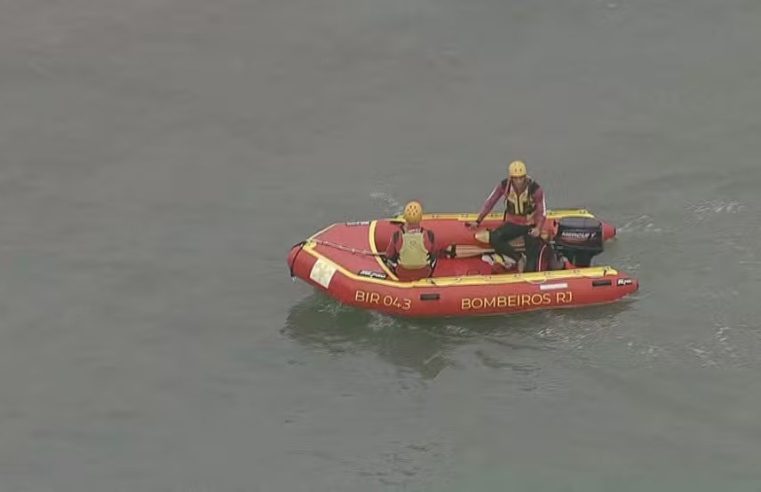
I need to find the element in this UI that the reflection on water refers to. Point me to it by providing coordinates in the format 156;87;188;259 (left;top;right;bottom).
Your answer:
282;292;461;378
282;291;637;379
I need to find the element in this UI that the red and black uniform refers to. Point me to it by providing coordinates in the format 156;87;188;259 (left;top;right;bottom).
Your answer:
474;177;547;271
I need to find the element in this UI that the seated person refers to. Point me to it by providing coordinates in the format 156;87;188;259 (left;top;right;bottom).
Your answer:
534;228;566;272
466;160;546;273
385;201;437;281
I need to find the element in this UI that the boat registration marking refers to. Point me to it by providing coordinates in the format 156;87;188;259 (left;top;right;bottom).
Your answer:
310;257;337;289
539;282;569;291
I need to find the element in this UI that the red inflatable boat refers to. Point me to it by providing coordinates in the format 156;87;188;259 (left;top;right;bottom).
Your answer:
287;209;638;317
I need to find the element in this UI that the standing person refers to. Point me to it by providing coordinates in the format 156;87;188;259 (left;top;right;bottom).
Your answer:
466;160;547;273
385;201;437;281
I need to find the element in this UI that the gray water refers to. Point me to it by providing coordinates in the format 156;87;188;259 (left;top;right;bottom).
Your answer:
2;0;761;490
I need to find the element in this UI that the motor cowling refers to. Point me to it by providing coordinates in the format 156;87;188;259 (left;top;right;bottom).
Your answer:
553;217;604;267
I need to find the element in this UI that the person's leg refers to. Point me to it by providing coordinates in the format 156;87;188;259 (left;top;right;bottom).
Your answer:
489;223;530;262
549;248;567;270
524;235;541;272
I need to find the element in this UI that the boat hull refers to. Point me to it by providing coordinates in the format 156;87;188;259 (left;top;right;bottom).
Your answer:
287;210;637;318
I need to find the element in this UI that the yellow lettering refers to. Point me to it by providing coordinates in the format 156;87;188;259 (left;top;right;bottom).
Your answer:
461;293;569;311
357;290;416;308
555;291;573;304
459;291;573;312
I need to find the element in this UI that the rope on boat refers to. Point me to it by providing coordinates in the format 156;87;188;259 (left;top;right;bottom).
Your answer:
287;238;388;278
290;239;608;279
309;239;386;257
288;240;307;277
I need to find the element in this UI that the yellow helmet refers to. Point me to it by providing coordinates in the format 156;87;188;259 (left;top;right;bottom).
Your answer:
508;160;527;177
402;200;423;224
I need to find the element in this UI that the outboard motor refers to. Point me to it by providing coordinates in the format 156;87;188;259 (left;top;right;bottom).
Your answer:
554;217;604;267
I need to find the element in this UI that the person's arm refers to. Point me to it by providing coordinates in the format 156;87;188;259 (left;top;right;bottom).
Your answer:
425;230;436;254
385;231;401;260
475;180;507;224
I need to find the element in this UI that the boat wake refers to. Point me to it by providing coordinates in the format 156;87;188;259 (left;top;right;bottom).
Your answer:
617;214;663;234
370;192;403;216
687;200;746;222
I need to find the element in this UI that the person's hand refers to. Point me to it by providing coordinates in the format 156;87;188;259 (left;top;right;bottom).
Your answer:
466;221;481;230
529;227;541;237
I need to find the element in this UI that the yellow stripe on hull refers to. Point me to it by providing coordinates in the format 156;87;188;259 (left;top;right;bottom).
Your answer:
390;209;596;223
301;242;616;289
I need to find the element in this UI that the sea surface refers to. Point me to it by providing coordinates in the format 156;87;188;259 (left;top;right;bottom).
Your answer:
1;0;760;490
